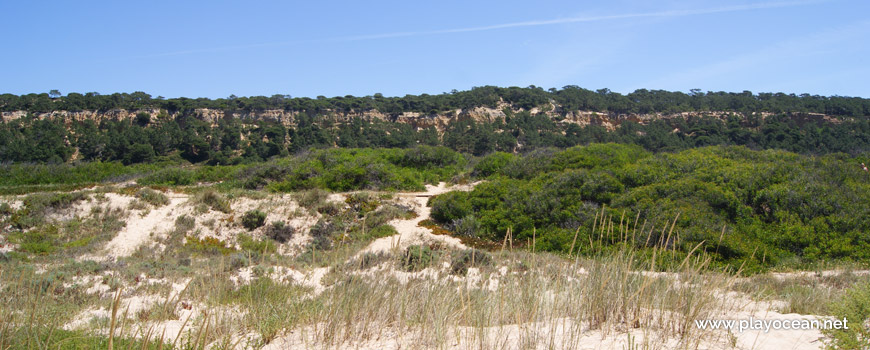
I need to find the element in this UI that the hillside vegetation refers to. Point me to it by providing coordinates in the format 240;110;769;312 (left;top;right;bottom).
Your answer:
4;87;870;348
2;143;870;348
2;144;868;273
2;86;870;164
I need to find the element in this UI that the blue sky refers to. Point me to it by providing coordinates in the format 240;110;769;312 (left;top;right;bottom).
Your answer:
1;0;868;99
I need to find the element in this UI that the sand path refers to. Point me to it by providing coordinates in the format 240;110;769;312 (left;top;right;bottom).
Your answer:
84;193;188;260
359;182;477;255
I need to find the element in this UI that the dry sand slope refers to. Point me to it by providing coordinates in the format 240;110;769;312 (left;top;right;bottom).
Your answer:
358;182;476;255
36;183;840;350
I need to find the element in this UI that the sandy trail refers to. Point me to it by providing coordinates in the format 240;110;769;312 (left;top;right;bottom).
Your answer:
84;193;188;260
359;182;476;255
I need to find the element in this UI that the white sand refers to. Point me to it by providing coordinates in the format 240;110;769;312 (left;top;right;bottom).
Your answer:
85;193;187;260
359;182;476;256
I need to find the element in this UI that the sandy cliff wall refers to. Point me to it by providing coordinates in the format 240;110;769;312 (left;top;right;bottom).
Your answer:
0;105;839;132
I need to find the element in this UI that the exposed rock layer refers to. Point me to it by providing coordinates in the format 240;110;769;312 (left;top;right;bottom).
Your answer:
0;105;840;132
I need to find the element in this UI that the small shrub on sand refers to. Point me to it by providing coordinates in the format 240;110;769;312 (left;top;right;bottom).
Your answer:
822;281;870;348
367;224;397;239
308;219;337;250
0;202;12;215
185;236;235;255
400;245;437;272
227;252;251;271
366;203;415;227
294;189;329;210
196;190;231;213
346;192;379;217
10;225;59;255
265;221;295;243
315;201;343;216
449;248;492;275
238;234;277;256
350;252;390;270
448;215;482;238
241;210;267;231
136;188;169;207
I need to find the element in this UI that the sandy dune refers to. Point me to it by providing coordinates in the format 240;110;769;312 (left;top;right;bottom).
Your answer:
84;193;188;260
359;182;475;256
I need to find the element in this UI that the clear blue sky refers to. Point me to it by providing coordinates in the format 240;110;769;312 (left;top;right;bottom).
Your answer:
1;0;868;99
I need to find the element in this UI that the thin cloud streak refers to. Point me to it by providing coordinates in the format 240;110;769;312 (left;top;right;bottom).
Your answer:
341;0;821;41
143;0;821;58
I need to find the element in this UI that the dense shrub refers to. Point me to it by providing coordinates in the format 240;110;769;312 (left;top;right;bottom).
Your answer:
450;249;492;274
449;216;482;238
238;234;277;255
434;144;870;271
294;188;329;210
346;192;379;217
472;152;514;177
429;191;471;223
400;245;437;271
136;188;169;207
138;168;194;186
823;282;870;348
366;224;398;239
265;221;295;243
195;190;232;213
241;210;267;231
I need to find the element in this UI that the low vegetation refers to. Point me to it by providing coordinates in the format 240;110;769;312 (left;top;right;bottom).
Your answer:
430;143;870;272
1;139;869;348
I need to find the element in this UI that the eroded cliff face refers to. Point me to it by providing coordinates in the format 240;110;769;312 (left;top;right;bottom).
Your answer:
0;106;514;131
0;104;840;132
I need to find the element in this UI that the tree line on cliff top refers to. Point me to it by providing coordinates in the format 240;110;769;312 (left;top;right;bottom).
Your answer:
3;85;870;116
2;106;870;165
2;85;870;165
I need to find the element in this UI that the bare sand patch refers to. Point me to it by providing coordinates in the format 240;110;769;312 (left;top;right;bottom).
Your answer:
359;182;476;256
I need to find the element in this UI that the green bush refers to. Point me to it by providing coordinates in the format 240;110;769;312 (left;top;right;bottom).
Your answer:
400;245;437;271
0;202;13;215
136;188;169;207
449;215;482;238
196;190;231;213
238;234;277;255
346;192;380;216
823;281;870;349
400;145;465;168
294;188;329;210
450;249;492;274
137;168;195;186
241;210;267;231
429;191;471;223
265;221;295;243
367;224;398;239
473;152;515;177
184;236;235;255
11;225;59;255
